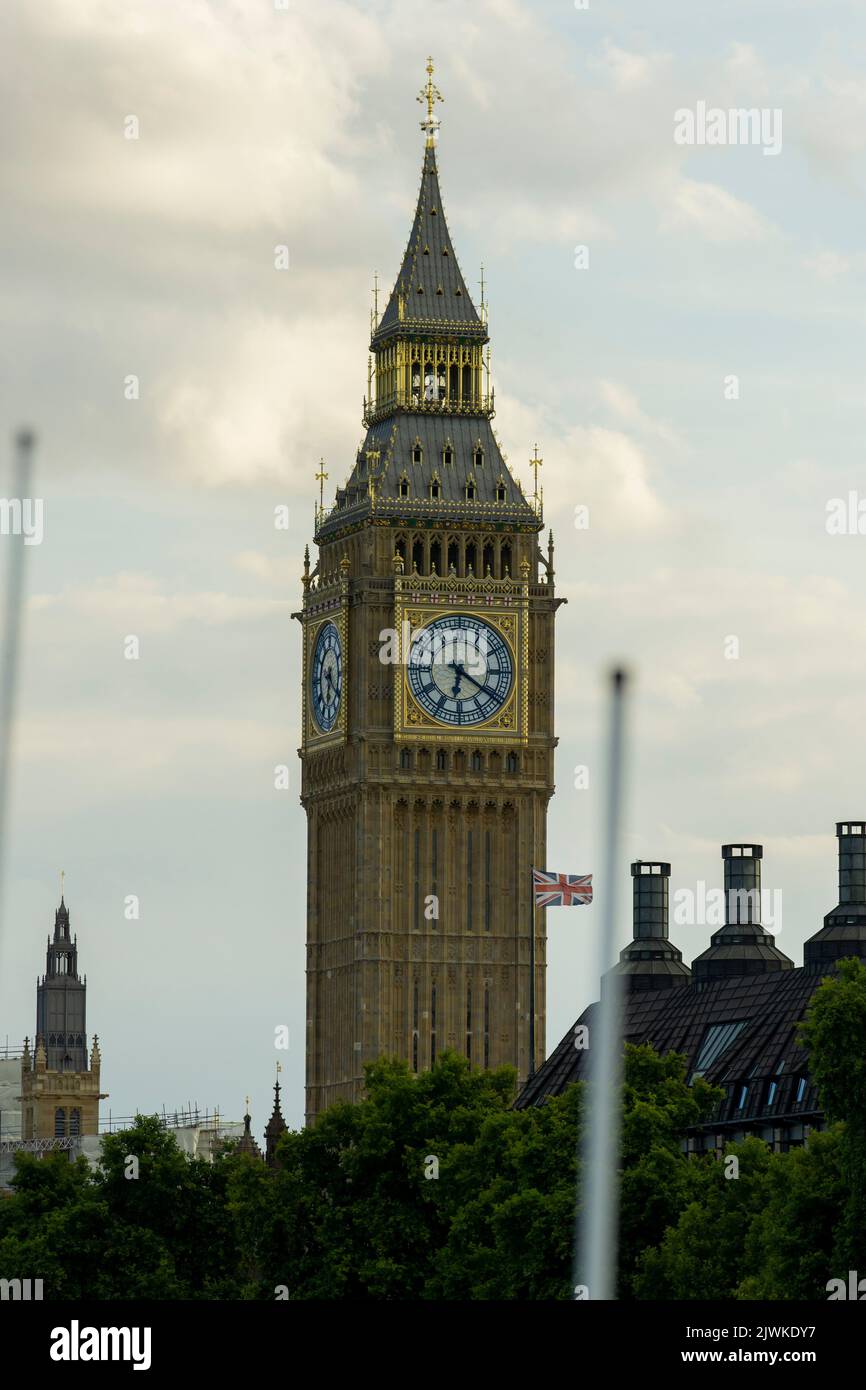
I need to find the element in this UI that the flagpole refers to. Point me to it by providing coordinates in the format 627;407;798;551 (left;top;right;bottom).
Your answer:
528;868;536;1079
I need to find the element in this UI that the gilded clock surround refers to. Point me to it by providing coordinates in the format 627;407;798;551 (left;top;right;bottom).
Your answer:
394;585;528;741
297;64;563;1125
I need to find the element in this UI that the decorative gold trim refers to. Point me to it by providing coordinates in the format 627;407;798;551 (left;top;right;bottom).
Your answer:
304;591;348;748
393;596;528;743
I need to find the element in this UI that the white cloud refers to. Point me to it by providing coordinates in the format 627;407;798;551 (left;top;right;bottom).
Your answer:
663;178;772;242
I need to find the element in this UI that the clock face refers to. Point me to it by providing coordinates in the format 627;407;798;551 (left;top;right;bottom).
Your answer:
407;614;513;727
311;622;342;733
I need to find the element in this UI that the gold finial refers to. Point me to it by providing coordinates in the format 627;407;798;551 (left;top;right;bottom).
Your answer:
417;56;443;147
530;443;543;502
315;458;328;514
245;1095;251;1113
276;1061;282;1077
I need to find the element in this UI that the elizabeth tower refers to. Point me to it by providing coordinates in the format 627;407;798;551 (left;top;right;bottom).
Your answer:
299;62;561;1123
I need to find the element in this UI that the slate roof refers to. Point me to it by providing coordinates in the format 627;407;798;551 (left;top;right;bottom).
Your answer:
317;413;539;540
517;966;824;1129
373;143;484;344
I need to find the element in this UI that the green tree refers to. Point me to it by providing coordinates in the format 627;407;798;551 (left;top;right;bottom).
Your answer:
799;957;866;1271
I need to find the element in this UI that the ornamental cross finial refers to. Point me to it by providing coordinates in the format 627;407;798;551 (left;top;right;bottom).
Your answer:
60;868;65;901
315;458;329;512
417;56;443;146
530;443;543;500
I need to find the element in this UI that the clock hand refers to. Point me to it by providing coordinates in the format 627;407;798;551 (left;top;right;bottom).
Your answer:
456;667;495;697
449;661;465;697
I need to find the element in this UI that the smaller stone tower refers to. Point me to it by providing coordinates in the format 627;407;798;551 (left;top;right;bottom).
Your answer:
19;894;107;1140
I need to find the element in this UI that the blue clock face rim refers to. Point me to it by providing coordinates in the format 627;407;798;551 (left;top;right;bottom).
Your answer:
311;622;342;733
407;614;513;727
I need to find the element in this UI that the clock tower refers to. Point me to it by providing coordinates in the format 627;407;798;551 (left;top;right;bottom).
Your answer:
299;61;562;1123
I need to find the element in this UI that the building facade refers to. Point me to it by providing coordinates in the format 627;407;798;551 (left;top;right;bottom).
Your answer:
517;822;866;1152
299;62;561;1122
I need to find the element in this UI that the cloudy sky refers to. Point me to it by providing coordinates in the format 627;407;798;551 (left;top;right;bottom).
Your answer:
2;0;866;1132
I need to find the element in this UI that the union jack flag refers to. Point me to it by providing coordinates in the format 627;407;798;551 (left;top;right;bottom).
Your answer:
532;869;593;908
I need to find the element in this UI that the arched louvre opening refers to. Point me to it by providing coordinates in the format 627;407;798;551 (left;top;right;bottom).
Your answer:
465;540;477;575
482;541;494;576
430;537;442;574
447;538;459;574
462;362;472;402
54;1108;66;1137
412;537;424;573
501;543;512;577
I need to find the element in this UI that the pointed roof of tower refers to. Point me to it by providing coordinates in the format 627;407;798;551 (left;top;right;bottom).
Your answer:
373;61;484;344
264;1076;287;1142
236;1101;264;1161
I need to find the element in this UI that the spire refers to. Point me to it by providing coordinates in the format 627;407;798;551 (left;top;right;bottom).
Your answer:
374;61;483;344
236;1097;264;1161
265;1063;288;1170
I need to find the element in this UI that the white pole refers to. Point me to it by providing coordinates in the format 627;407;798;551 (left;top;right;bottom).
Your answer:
575;667;628;1300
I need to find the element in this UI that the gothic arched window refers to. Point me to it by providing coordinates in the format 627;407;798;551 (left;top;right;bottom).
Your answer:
400;748;412;770
471;750;482;772
54;1107;66;1137
70;1108;81;1136
399;474;410;498
506;752;518;774
473;445;484;468
436;749;447;771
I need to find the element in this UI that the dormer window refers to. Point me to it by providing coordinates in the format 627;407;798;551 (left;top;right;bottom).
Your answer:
429;473;441;500
465;480;476;501
399;473;410;498
412;441;423;465
496;480;506;502
473;446;484;468
443;443;453;466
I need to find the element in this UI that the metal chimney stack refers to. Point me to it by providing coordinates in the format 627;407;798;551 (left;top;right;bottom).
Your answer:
805;821;866;971
692;843;793;984
603;860;690;995
723;843;762;925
